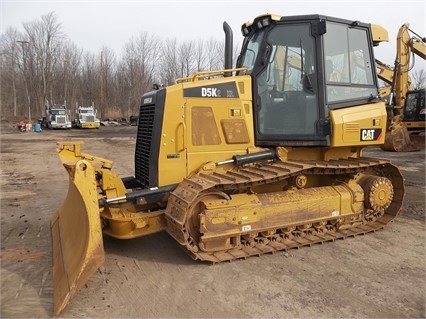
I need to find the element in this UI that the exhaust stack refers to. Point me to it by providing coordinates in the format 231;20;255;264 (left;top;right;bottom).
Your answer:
223;21;233;77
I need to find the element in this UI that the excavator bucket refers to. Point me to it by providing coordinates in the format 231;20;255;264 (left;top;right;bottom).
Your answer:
51;159;104;316
381;124;418;152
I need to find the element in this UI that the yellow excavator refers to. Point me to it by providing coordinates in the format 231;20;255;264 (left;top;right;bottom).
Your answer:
376;23;425;151
51;14;405;315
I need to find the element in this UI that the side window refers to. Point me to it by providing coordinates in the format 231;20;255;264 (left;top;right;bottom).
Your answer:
348;28;374;85
324;22;377;103
241;42;260;73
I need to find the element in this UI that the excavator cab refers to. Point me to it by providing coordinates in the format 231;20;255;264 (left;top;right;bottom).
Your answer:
403;89;425;130
236;14;382;147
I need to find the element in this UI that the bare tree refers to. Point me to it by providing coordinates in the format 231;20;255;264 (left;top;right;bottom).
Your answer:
99;46;116;117
178;40;196;78
205;37;223;71
193;39;207;72
22;11;64;117
412;68;426;89
119;32;162;115
79;52;98;106
50;41;82;113
0;27;23;119
159;38;179;86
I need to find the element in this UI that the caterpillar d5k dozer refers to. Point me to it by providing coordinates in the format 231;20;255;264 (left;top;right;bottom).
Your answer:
51;14;405;315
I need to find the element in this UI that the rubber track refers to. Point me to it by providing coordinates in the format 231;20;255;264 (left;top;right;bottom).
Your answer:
165;157;405;263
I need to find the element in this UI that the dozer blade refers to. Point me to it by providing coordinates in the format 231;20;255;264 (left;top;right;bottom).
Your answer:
381;125;419;152
51;159;104;316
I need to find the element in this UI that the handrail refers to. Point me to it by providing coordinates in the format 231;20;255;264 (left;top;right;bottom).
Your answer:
175;67;249;84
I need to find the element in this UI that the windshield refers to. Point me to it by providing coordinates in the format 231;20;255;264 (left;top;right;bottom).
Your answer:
51;109;66;115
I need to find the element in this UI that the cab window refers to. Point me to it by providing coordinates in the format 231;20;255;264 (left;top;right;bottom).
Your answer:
324;22;377;103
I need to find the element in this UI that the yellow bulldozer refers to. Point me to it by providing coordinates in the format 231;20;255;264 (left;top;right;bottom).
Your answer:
376;23;425;151
51;14;406;315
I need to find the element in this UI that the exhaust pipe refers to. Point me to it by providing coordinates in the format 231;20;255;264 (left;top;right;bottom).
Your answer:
223;21;233;77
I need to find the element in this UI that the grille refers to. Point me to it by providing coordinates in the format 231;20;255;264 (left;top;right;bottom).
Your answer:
56;116;66;124
344;123;360;132
86;115;95;122
135;105;155;187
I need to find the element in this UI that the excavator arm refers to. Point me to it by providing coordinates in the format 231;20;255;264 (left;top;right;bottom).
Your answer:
411;37;426;59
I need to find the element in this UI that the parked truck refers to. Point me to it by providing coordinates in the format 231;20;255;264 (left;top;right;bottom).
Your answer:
73;105;100;129
41;104;72;129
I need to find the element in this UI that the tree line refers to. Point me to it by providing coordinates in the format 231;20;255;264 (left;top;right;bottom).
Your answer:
1;12;424;122
0;12;234;121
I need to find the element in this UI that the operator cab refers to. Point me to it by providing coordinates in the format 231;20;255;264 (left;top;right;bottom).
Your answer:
403;89;425;126
236;14;380;146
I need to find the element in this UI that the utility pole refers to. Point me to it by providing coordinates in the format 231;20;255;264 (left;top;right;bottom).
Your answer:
17;40;31;122
11;44;17;117
99;50;104;118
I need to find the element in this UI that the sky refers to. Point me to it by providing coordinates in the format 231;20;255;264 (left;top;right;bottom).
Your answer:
1;0;425;69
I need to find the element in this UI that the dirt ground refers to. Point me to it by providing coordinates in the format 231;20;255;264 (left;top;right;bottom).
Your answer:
1;121;425;319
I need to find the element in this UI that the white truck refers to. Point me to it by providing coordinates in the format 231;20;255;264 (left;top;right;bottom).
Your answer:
74;105;100;129
42;104;72;129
